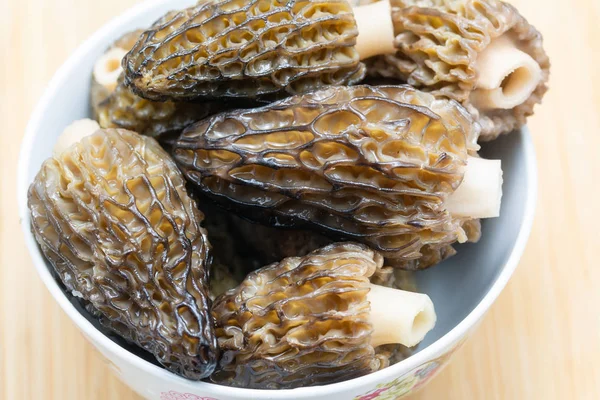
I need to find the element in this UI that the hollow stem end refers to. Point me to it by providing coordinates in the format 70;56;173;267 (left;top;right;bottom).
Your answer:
446;156;503;219
368;284;436;348
354;1;397;60
471;35;542;110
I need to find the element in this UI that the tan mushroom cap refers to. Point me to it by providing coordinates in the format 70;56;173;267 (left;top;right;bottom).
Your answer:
91;30;221;140
123;0;365;101
363;0;550;140
29;126;217;380
174;85;499;270
211;243;436;389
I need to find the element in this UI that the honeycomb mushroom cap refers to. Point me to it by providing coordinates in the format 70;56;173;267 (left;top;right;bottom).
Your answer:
390;218;481;270
211;242;385;388
96;75;222;141
28;129;218;380
366;0;550;140
123;0;365;101
91;30;221;140
173;85;475;269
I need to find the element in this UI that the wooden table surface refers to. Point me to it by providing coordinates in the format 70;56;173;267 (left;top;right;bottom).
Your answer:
1;0;599;399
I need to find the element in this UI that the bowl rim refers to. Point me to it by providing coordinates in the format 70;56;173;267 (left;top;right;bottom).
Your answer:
17;0;538;396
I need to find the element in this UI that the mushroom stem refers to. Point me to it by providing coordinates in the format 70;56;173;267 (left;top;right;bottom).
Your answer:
446;156;503;219
471;35;542;110
354;0;396;60
93;47;127;92
368;284;436;348
53;119;101;157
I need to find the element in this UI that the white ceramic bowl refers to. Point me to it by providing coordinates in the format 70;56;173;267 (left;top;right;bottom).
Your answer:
17;1;537;398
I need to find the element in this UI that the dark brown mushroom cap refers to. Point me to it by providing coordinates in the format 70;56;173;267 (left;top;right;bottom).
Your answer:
28;129;217;380
123;0;365;101
173;85;475;268
210;242;385;388
96;75;221;141
366;0;550;140
91;30;221;141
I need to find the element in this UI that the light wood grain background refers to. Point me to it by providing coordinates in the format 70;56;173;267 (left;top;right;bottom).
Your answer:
1;0;598;399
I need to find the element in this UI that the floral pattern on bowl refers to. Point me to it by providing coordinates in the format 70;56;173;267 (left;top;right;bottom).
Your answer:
155;340;467;400
354;339;467;400
160;391;218;400
354;361;440;400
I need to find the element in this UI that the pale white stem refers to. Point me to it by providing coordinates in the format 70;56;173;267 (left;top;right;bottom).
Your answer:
446;156;503;219
368;284;436;348
93;47;128;92
471;35;542;110
354;1;396;60
53;119;101;158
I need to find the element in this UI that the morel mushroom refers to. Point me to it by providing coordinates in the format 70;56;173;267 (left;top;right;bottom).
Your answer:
28;120;218;380
92;30;220;140
211;243;436;388
200;191;457;275
362;0;550;140
123;0;366;101
122;0;548;140
173;85;501;269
